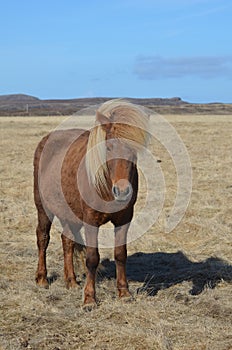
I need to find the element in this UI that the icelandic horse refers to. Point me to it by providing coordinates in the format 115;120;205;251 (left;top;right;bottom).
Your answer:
34;100;150;307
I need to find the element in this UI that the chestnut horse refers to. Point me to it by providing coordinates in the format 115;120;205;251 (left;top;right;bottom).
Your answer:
34;100;150;307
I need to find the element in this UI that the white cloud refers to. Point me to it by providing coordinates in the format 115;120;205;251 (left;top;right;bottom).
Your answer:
134;55;232;80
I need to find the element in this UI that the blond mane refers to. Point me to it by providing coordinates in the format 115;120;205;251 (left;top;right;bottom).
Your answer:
86;99;150;195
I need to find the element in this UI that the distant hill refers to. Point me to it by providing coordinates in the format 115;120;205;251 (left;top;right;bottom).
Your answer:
0;94;40;103
0;94;231;116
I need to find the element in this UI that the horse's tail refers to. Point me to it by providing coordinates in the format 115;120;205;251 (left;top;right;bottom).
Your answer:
74;242;87;276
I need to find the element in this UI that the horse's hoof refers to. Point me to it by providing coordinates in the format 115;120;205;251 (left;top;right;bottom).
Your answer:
119;289;134;302
82;302;97;312
118;289;131;298
65;278;79;289
36;277;49;289
83;296;97;311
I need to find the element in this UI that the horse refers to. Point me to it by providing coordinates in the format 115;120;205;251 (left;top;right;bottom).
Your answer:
34;100;150;307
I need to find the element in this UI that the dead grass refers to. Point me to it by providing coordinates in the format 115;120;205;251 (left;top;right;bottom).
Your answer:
1;114;232;350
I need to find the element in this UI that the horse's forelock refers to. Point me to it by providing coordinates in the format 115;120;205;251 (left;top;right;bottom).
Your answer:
100;100;149;147
86;123;109;195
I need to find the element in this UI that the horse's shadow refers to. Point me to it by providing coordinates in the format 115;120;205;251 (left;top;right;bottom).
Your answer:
99;251;232;296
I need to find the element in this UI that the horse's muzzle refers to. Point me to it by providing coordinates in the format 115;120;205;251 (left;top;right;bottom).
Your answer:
112;180;132;202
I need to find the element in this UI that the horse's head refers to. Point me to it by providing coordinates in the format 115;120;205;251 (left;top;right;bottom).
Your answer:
97;111;136;202
86;102;149;202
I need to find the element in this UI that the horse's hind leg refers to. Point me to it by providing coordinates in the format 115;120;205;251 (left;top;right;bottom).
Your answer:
61;223;83;289
36;208;53;288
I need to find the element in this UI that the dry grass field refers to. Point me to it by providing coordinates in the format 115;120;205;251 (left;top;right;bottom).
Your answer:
1;114;232;350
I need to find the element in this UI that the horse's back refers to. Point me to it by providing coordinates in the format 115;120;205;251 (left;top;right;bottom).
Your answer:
34;129;88;166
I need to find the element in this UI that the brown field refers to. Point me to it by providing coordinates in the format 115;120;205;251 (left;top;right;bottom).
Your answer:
1;114;232;350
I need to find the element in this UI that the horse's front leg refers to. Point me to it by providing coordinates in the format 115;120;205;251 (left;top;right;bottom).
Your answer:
114;224;131;298
83;224;99;307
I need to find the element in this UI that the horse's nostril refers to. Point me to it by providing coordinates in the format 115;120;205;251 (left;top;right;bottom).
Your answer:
124;186;130;196
112;185;120;197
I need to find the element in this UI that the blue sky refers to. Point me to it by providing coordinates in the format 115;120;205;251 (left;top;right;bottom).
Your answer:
1;0;232;102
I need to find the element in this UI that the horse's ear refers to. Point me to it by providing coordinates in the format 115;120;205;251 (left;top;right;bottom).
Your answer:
96;111;109;125
96;111;111;131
